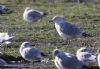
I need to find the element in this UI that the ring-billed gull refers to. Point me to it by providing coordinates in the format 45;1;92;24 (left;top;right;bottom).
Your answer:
53;49;87;69
20;41;44;63
23;7;47;23
49;16;92;40
76;47;96;63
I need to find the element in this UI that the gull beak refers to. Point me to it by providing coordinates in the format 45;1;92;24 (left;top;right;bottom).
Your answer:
30;44;35;46
48;56;54;62
43;12;48;16
49;20;53;23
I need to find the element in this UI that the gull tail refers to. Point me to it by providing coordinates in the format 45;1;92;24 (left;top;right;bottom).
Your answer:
82;32;93;37
82;65;90;69
83;65;100;69
5;8;13;14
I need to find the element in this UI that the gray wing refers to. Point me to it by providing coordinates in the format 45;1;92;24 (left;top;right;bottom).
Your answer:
0;5;5;12
0;58;7;65
60;21;82;36
0;5;11;14
24;47;42;60
83;53;92;58
58;53;83;68
28;10;43;18
82;52;96;61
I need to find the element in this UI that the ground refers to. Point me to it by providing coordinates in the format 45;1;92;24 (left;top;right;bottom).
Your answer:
0;0;100;69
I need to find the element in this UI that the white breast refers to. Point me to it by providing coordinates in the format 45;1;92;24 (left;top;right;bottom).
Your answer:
55;23;68;40
97;54;100;68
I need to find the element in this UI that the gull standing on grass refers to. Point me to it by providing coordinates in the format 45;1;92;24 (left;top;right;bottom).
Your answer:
49;16;92;40
53;49;88;69
76;47;96;64
20;41;45;63
23;7;47;23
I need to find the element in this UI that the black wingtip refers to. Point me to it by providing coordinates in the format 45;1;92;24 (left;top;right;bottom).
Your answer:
82;32;93;37
43;12;48;16
41;52;47;57
83;65;100;69
6;9;13;14
82;65;90;69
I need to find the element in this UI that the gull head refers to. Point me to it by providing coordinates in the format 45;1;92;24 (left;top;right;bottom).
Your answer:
96;49;100;56
53;49;62;56
49;15;65;24
77;47;88;54
21;41;31;48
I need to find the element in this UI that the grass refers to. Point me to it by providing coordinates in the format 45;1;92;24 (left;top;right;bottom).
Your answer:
0;0;100;69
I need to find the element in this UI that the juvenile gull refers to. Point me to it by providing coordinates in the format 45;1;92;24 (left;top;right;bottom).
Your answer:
23;7;47;23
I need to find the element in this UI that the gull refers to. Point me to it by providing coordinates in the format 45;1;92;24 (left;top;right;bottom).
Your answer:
0;32;14;52
23;7;47;23
0;57;22;69
0;32;14;45
0;51;24;64
97;49;100;68
0;52;27;69
49;16;92;40
20;41;45;63
97;54;100;68
76;47;96;63
53;49;87;69
0;5;12;14
76;47;89;53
